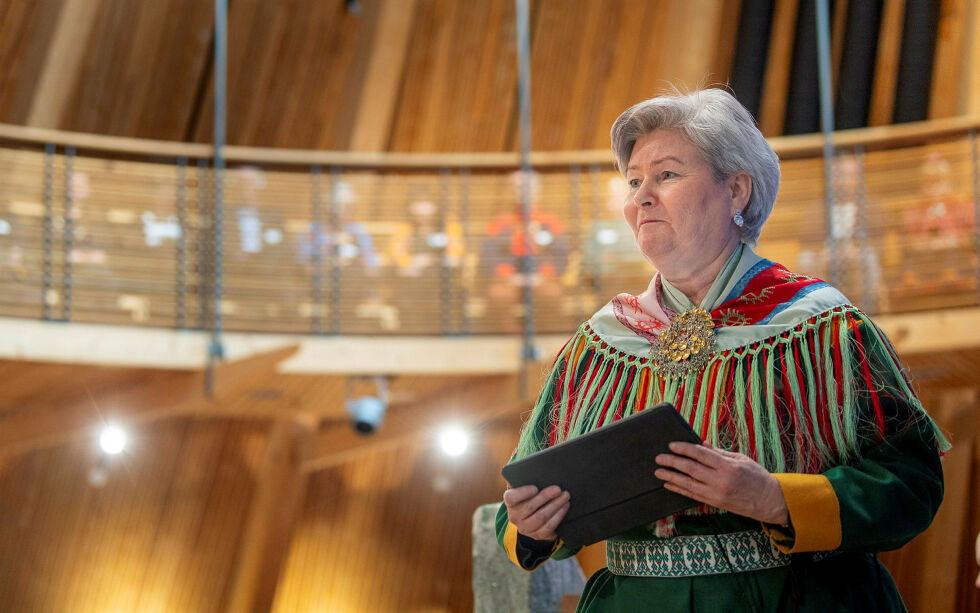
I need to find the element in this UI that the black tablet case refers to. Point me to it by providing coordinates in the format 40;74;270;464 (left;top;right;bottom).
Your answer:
501;403;703;549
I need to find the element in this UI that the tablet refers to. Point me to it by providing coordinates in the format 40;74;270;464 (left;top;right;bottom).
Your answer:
501;402;702;549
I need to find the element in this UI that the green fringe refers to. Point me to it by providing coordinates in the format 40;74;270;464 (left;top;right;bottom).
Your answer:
515;306;949;473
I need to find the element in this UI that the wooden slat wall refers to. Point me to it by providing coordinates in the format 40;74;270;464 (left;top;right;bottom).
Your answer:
5;0;979;147
929;0;972;119
60;0;214;140
387;0;518;153
0;417;265;613
1;355;979;612
270;418;520;613
0;0;64;124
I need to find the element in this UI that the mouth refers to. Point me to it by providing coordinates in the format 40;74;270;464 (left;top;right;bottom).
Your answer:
639;219;664;227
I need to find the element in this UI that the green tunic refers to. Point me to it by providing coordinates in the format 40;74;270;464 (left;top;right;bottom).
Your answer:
495;250;946;612
496;415;942;612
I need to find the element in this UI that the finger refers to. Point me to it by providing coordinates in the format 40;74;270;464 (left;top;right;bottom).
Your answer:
543;501;570;532
515;485;564;518
662;481;707;504
522;492;570;535
708;445;746;459
503;484;539;506
655;453;713;481
662;476;715;505
668;441;727;467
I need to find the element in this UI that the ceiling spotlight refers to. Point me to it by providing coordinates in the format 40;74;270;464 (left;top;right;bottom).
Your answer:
438;426;470;457
99;425;127;455
345;0;363;15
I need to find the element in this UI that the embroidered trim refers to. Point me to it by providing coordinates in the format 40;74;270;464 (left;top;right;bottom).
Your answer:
606;530;791;578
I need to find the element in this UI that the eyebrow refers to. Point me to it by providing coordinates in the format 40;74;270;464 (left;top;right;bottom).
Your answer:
626;156;684;171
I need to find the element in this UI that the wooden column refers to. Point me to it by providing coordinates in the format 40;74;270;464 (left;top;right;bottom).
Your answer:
868;0;906;126
224;417;314;613
758;0;800;136
26;0;102;128
348;0;418;151
929;0;970;118
964;0;980;115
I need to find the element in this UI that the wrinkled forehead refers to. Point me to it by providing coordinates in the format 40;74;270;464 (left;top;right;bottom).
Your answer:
626;129;699;170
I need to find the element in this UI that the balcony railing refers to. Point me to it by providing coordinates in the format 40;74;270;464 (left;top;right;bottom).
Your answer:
1;117;978;336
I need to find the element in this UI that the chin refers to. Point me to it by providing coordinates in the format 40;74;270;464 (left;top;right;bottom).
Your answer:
636;241;669;268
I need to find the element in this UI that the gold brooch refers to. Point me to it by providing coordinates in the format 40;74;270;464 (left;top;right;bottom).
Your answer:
652;307;715;377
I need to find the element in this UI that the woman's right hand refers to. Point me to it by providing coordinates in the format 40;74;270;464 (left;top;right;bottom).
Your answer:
503;484;571;542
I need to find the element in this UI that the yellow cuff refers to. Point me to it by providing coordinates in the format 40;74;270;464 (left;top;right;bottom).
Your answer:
504;522;522;567
763;473;842;553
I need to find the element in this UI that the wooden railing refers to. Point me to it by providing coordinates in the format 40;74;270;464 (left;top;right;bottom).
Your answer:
0;117;978;335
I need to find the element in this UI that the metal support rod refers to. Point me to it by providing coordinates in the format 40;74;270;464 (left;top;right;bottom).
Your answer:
852;146;874;313
197;159;211;331
569;165;582;323
971;129;980;305
175;157;188;329
515;0;536;388
439;167;451;334
459;167;471;335
311;166;324;334
328;166;342;334
41;144;55;321
207;0;228;397
61;146;75;321
589;163;602;309
815;0;837;286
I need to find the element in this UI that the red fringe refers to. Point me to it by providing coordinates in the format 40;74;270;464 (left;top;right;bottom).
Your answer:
850;315;886;436
744;355;757;461
592;362;621;427
614;366;637;421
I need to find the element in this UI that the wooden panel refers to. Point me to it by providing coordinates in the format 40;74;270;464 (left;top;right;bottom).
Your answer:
348;0;419;152
388;0;517;152
193;0;379;149
60;0;214;139
711;0;745;86
25;0;102;128
929;0;971;119
271;418;521;612
758;0;800;136
967;0;980;115
0;417;264;612
868;0;906;126
0;0;64;124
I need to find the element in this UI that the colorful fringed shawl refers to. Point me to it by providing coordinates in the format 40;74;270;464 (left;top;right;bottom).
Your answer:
514;249;947;534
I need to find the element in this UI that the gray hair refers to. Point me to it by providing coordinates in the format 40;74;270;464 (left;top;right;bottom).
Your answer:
610;88;779;246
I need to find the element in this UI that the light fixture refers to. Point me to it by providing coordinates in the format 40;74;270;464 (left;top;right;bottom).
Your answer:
596;228;619;245
99;425;127;455
438;426;470;457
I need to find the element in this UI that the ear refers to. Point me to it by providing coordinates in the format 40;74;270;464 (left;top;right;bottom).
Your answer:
727;171;752;215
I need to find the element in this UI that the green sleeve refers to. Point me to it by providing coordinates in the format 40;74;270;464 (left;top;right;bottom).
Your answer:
830;416;944;552
495;347;583;570
764;317;945;554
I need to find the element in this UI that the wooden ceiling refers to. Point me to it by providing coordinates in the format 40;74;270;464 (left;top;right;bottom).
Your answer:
7;0;976;153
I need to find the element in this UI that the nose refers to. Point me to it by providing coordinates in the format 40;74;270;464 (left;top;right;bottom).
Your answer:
632;180;654;208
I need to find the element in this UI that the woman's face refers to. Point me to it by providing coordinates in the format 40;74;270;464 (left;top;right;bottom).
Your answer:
623;129;746;273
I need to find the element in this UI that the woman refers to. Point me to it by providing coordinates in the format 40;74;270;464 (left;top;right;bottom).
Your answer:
496;89;947;611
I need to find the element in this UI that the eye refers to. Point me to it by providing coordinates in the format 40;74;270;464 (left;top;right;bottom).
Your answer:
628;178;642;190
660;170;679;180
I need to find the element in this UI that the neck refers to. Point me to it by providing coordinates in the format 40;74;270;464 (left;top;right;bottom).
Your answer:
660;238;740;306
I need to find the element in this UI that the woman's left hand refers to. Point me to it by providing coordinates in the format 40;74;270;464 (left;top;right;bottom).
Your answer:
655;442;789;525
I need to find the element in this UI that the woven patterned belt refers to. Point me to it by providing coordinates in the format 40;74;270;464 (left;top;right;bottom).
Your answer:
606;530;792;578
